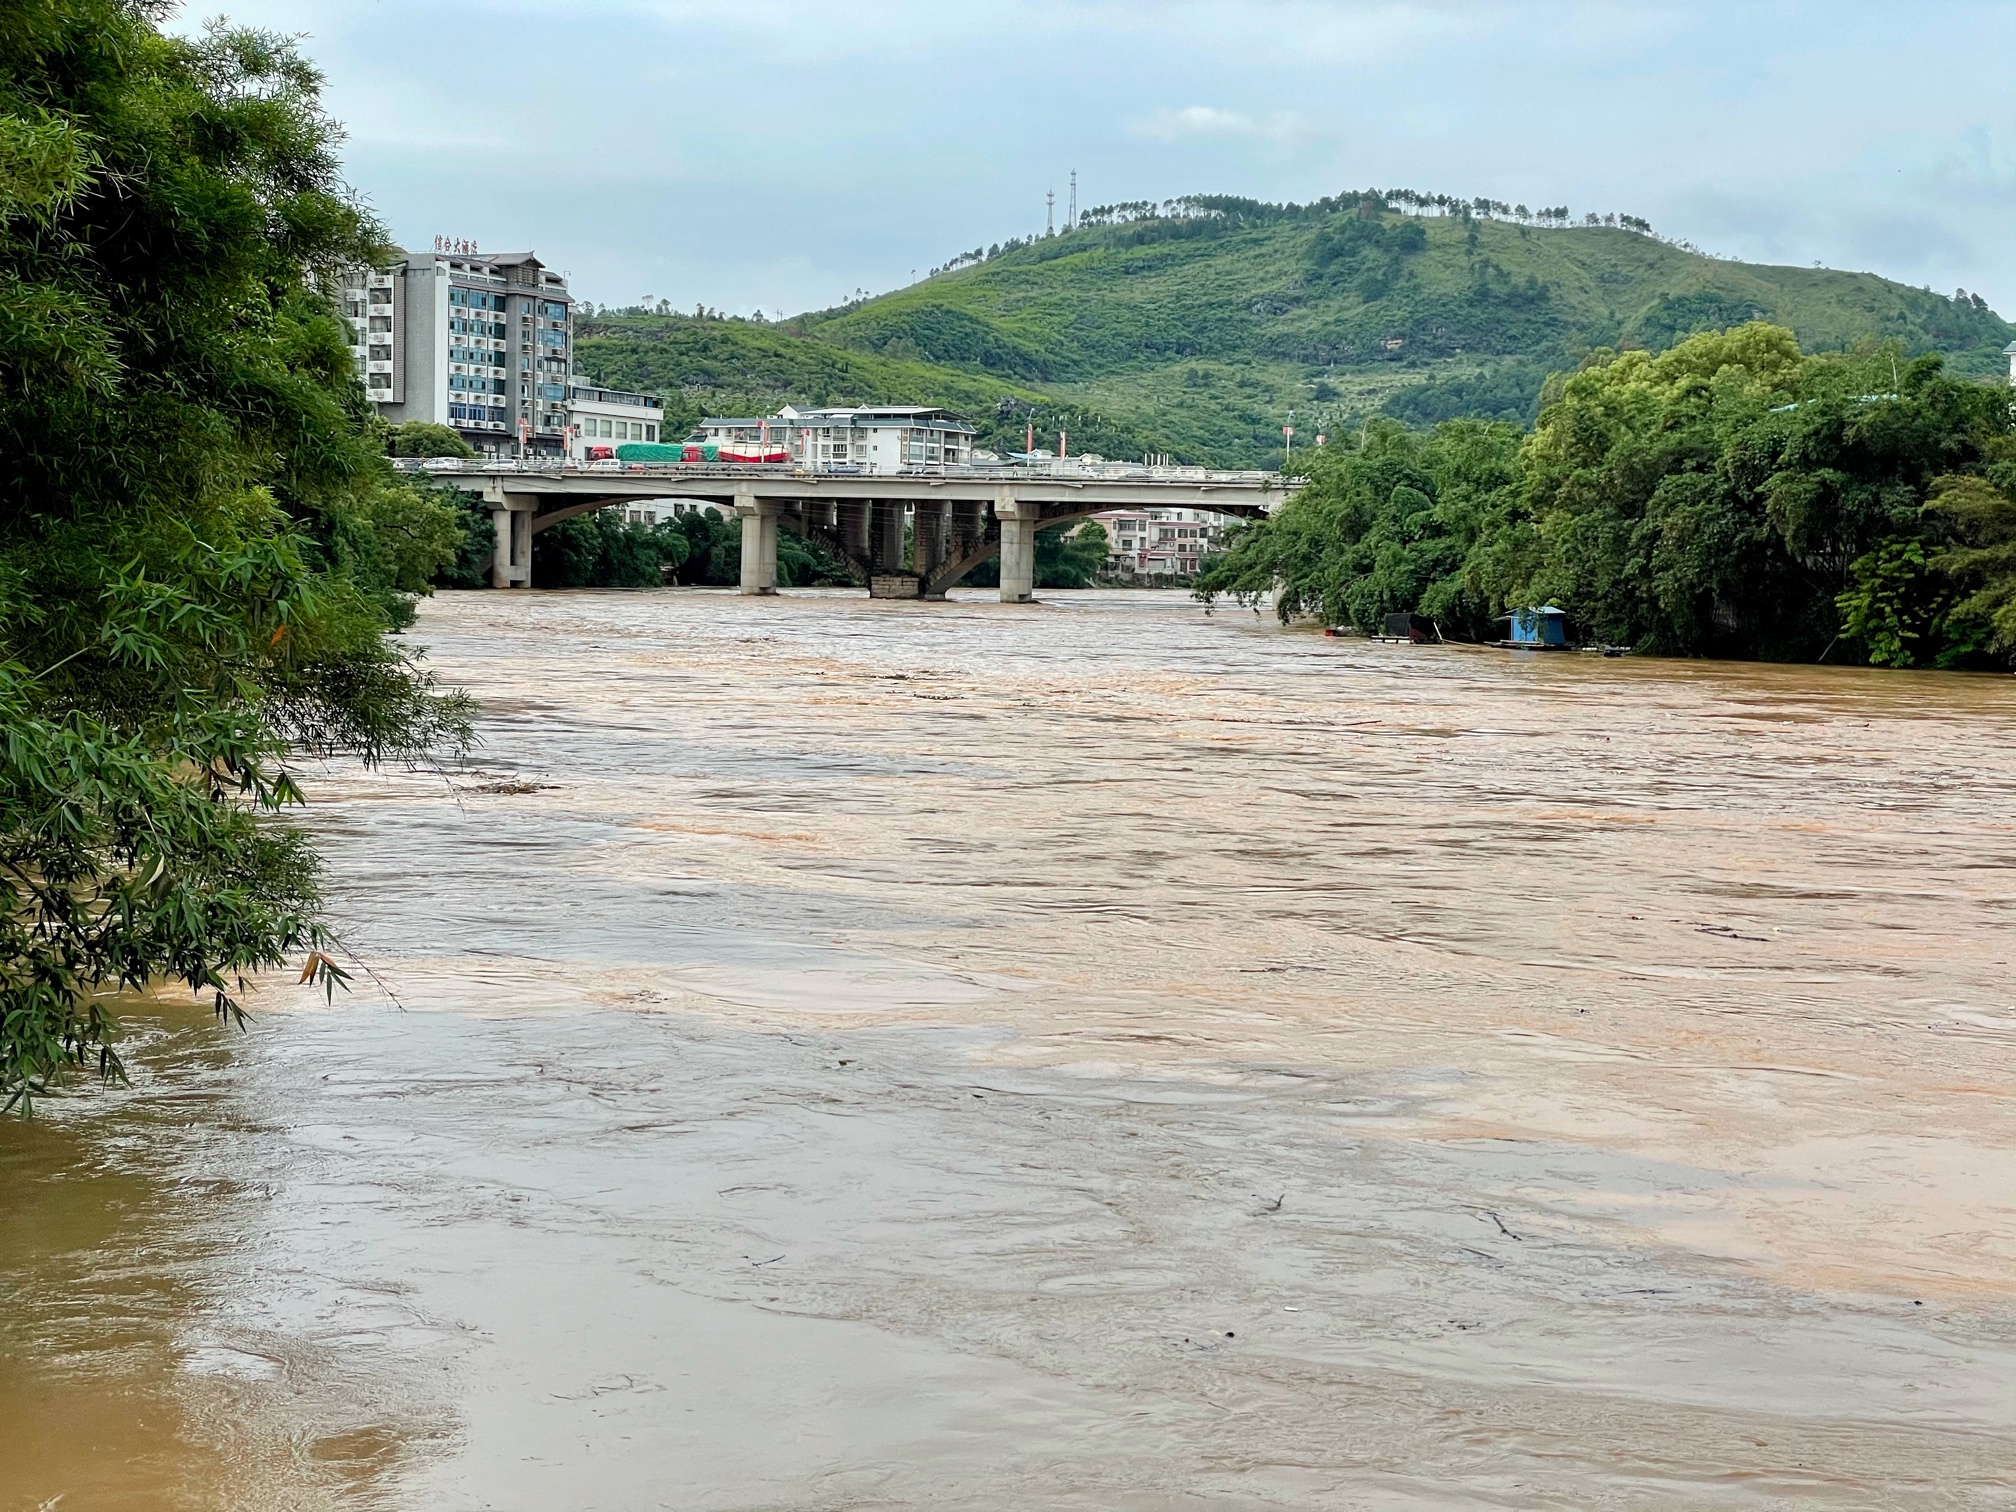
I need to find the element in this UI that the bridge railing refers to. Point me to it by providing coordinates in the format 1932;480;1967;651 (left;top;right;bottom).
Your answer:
390;457;1289;487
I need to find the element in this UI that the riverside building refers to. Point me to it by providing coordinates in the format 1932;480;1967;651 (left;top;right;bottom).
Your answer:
338;248;574;457
1095;508;1231;580
695;405;976;473
567;379;666;457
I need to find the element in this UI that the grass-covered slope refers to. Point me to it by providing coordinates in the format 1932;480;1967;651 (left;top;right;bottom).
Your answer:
575;197;2014;468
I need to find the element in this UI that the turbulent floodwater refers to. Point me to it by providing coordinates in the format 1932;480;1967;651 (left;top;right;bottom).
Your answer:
4;587;2013;1511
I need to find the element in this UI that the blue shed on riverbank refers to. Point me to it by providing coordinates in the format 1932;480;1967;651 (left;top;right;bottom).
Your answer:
1503;605;1570;648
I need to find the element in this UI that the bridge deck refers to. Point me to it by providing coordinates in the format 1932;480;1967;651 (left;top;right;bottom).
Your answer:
397;459;1292;513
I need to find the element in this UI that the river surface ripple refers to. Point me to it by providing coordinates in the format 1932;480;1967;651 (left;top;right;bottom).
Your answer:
4;587;2013;1511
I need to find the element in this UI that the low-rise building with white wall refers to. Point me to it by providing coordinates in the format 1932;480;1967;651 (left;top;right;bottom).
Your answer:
697;405;975;473
567;380;665;457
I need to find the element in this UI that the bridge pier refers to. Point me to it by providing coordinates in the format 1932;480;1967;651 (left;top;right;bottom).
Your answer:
490;503;531;588
913;499;949;598
844;501;872;560
872;500;905;573
735;493;778;595
996;495;1039;604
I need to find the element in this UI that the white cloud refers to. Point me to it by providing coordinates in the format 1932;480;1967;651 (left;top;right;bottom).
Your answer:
1127;105;1307;144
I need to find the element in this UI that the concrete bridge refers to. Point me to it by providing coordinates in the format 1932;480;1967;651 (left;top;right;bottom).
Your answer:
400;460;1293;601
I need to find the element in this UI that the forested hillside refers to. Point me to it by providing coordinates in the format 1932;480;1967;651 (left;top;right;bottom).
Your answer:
574;192;2012;467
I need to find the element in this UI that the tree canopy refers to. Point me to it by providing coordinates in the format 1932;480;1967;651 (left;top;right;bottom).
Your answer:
1197;324;2016;667
0;2;468;1109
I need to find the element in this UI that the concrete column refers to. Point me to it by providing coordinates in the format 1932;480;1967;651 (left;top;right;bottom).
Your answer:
913;499;946;577
735;493;778;594
845;501;872;559
510;509;532;588
996;493;1040;604
872;500;905;572
490;507;513;589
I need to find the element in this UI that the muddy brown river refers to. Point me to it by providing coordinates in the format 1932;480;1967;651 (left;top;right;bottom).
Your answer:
3;587;2012;1510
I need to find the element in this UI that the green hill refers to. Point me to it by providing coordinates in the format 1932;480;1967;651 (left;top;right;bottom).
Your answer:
575;193;2013;468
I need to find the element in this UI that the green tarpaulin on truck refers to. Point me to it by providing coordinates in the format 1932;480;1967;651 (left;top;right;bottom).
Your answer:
613;442;690;462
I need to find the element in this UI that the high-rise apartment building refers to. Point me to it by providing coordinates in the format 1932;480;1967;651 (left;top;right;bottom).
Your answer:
339;248;573;456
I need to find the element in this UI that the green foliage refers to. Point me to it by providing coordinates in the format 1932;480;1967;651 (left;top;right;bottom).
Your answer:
326;477;464;626
1836;538;1929;668
776;525;855;587
968;520;1112;589
1199;325;2016;667
1043;520;1111;588
523;507;852;591
1197;419;1523;636
665;510;741;586
1381;360;1550;427
0;2;469;1109
532;508;690;588
434;491;498;589
1306;211;1426;300
578;198;2012;469
1923;471;2016;656
386;420;475;458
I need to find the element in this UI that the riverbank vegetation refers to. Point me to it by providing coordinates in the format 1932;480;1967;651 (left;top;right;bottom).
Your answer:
0;4;468;1108
1196;325;2016;667
523;509;852;590
967;521;1112;590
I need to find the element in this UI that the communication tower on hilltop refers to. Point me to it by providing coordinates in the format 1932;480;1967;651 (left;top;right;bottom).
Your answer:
1068;170;1077;230
1045;189;1054;236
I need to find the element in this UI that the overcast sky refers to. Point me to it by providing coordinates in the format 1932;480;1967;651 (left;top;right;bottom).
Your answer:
172;2;2015;318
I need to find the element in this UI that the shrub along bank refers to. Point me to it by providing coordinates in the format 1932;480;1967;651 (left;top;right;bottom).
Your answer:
0;6;470;1108
1196;324;2016;668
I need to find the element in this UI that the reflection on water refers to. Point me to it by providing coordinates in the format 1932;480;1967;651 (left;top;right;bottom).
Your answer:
4;588;2012;1510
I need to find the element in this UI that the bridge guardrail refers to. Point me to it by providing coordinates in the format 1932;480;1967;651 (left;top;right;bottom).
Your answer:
392;457;1290;487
